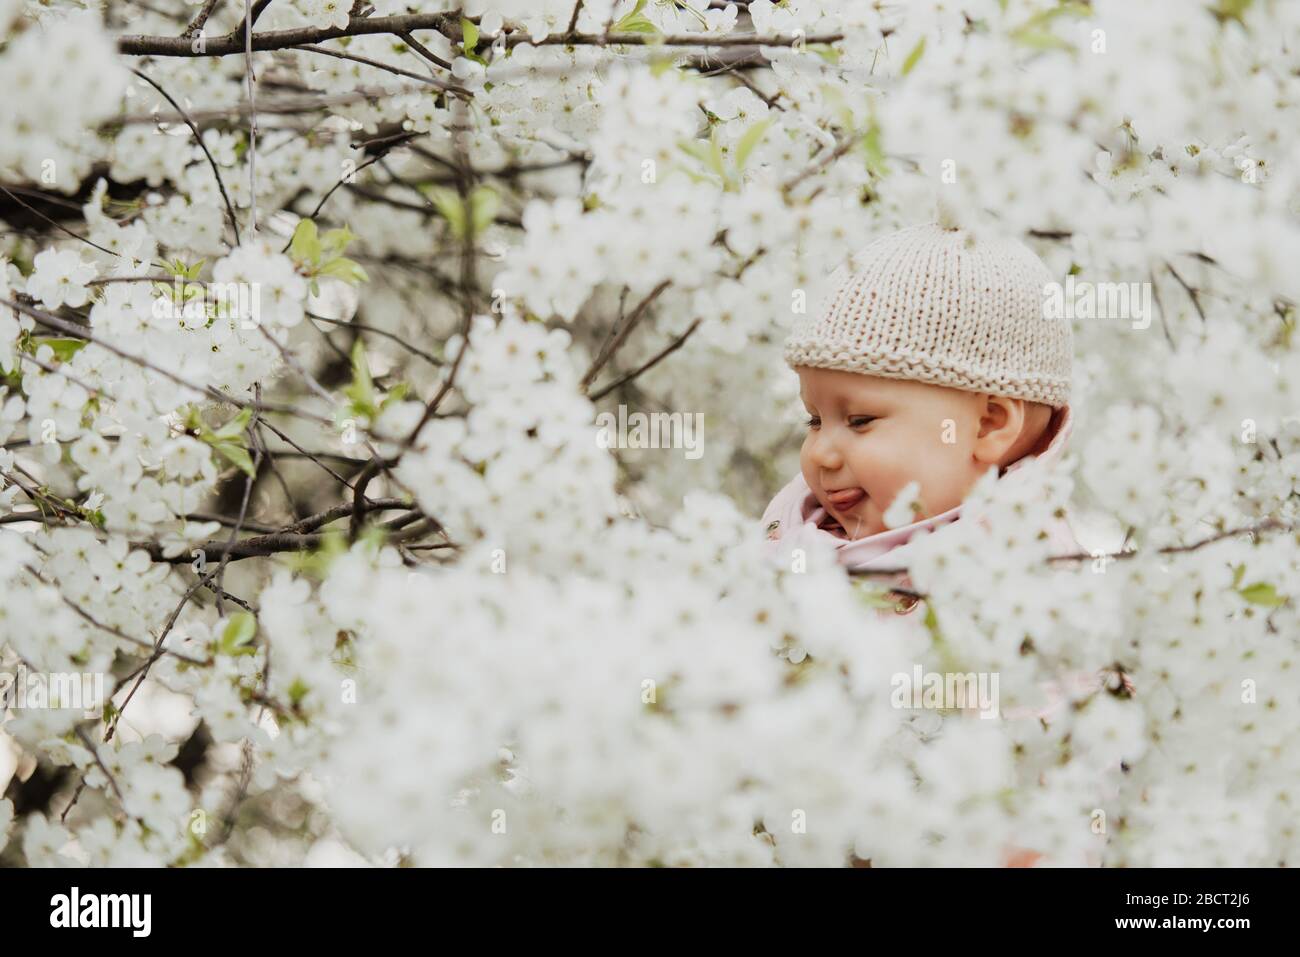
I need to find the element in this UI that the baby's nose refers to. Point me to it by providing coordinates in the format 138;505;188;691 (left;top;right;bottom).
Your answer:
809;430;845;469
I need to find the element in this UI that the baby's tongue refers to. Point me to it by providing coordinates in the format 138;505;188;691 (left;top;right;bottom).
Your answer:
827;488;866;510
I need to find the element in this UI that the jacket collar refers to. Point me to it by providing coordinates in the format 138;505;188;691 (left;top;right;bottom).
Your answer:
774;404;1074;571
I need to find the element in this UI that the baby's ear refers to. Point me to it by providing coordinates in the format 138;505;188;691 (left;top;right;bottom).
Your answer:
972;394;1027;467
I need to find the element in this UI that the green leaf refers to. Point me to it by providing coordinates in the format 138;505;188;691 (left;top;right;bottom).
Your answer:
219;612;257;656
861;120;887;176
901;36;926;75
160;257;204;279
320;226;356;260
807;43;840;65
735;119;774;172
1211;0;1254;24
1011;30;1073;50
1014;1;1092;31
380;381;410;409
1230;563;1246;589
345;338;376;416
680;131;727;180
1239;582;1286;608
673;0;709;29
285;527;350;578
209;408;252;443
33;337;87;362
613;0;660;35
213;442;255;477
921;601;964;675
289;219;323;266
1009;2;1091;49
469;185;500;236
678;139;712;166
923;602;942;642
709;132;727;177
461;16;479;53
288;678;310;708
424;185;467;238
318;257;369;285
816;82;853;129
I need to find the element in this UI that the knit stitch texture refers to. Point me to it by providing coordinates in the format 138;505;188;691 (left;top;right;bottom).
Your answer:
783;223;1072;408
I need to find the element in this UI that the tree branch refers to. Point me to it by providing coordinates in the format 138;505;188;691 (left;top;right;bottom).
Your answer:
118;16;840;57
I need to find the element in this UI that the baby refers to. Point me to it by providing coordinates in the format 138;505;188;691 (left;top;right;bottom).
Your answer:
763;225;1096;867
763;222;1078;588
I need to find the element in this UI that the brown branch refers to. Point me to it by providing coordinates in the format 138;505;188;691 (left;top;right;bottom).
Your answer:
398;30;454;72
256;418;359;488
581;280;673;391
130;67;242;245
292;44;465;93
212;385;262;616
184;0;225;38
397;99;482;453
138;506;430;564
1166;259;1206;322
108;88;423;126
293;494;412;535
229;0;276;40
118;15;841;57
3;296;337;428
118;12;462;56
285;132;421;247
588;318;702;401
0;185;136;262
781;134;856;197
75;727;126;806
848;518;1299;599
23;564;211;666
308;310;444;367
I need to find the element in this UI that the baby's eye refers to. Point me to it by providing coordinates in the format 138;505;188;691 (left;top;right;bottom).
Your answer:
805;415;820;429
848;415;877;428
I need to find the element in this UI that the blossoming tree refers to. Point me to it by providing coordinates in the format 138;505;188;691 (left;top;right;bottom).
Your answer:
0;0;1297;866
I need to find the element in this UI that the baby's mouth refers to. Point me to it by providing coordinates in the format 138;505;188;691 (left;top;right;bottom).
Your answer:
825;487;866;511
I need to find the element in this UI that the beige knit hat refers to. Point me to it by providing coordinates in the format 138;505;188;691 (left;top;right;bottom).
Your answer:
784;223;1072;408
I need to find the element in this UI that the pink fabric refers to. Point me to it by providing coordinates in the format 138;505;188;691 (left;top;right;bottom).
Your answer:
759;405;1103;865
761;404;1080;580
762;403;1103;718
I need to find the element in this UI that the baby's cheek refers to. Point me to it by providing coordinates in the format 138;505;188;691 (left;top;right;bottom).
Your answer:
798;438;819;485
914;438;978;512
846;436;908;497
860;429;960;513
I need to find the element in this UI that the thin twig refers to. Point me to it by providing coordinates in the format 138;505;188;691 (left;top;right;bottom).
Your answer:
243;0;260;237
588;318;702;401
130;67;242;245
581;280;673;391
184;0;225;38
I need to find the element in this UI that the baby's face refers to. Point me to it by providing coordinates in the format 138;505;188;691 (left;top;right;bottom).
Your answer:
797;367;992;540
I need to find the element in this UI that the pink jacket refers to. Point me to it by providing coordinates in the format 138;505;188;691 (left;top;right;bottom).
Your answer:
761;404;1102;715
761;404;1107;865
761;405;1079;583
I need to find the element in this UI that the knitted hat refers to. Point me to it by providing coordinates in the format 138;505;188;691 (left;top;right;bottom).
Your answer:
784;223;1072;408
